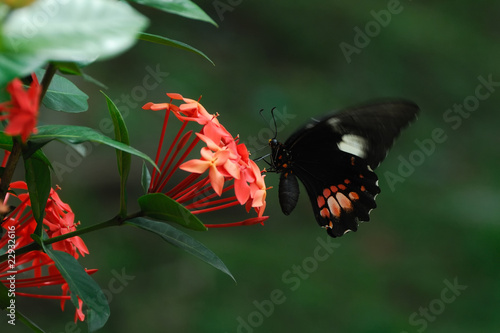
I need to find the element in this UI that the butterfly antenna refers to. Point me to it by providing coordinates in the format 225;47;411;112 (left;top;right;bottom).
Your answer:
259;108;267;124
259;107;278;139
270;107;278;139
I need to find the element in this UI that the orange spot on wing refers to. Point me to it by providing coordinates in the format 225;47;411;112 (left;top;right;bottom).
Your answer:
351;157;355;165
320;207;330;218
323;188;331;197
344;179;351;184
359;174;364;178
349;192;359;200
317;195;325;208
338;184;346;190
360;185;366;192
336;192;352;211
327;196;341;218
330;185;338;193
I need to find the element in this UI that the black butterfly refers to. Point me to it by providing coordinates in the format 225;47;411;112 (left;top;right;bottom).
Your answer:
267;100;419;238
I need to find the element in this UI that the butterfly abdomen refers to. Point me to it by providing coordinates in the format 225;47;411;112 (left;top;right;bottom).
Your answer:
278;172;299;215
268;139;302;215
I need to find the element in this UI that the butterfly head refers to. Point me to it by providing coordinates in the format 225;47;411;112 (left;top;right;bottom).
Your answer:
268;138;279;149
268;138;292;174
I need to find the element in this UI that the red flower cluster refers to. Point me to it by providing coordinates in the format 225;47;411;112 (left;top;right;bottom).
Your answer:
0;74;41;142
143;93;268;227
0;178;92;322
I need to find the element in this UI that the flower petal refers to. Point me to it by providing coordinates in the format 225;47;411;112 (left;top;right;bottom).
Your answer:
209;165;225;195
200;146;215;160
142;102;175;111
196;133;221;152
0;76;40;142
179;159;210;174
166;93;184;100
223;159;240;179
213;150;230;166
234;177;250;204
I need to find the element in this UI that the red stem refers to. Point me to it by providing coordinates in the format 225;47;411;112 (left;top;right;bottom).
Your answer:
167;173;201;198
150;110;170;192
152;120;188;192
156;136;200;193
170;175;209;202
190;200;240;214
184;195;237;210
205;216;269;228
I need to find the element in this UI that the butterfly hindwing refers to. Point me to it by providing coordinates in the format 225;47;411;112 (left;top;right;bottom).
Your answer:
271;100;419;237
294;153;380;237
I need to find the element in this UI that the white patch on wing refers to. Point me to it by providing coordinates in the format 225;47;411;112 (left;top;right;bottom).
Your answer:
337;134;367;158
327;118;340;127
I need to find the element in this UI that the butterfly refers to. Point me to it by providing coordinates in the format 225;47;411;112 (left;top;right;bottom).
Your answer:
267;100;419;237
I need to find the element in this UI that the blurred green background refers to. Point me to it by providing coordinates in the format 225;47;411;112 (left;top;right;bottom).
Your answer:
3;1;500;332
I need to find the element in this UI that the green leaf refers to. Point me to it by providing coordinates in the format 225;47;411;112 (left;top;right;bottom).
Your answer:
141;162;151;194
138;32;214;66
102;92;131;216
127;217;235;281
138;193;207;231
130;0;217;26
0;132;13;151
28;125;158;171
52;62;109;89
24;155;51;236
81;73;108;89
29;149;54;170
42;247;110;332
53;62;83;76
0;0;149;85
35;69;89;113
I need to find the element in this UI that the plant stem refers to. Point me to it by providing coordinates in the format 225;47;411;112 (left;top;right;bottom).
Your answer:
39;63;56;105
0;211;144;262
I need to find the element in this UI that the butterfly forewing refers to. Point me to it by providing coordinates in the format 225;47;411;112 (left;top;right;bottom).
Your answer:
270;100;419;237
318;101;420;169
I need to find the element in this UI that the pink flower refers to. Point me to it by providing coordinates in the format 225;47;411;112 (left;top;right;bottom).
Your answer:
143;92;268;228
180;147;231;196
